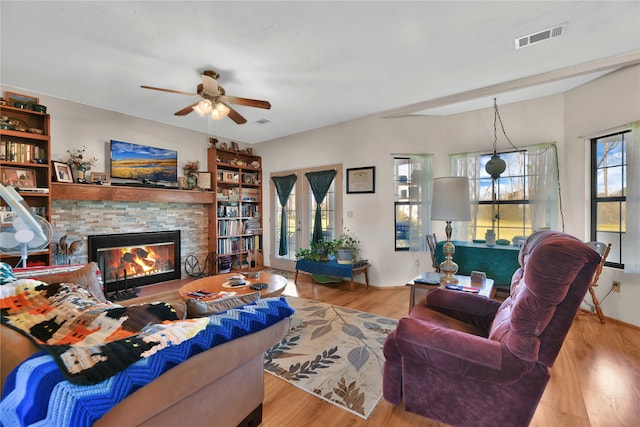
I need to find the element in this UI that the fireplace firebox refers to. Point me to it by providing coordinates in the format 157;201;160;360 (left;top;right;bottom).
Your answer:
88;230;181;295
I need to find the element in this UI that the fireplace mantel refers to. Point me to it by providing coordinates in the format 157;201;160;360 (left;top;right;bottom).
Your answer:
51;183;215;204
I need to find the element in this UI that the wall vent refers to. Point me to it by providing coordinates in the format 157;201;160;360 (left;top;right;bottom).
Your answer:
515;22;567;49
255;119;271;125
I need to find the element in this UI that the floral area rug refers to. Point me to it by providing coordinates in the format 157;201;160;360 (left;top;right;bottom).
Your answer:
264;296;397;419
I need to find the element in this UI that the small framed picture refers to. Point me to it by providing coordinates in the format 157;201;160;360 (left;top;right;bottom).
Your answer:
6;91;39;107
52;161;73;183
1;167;37;187
198;172;212;190
90;171;109;184
346;166;376;194
231;141;239;151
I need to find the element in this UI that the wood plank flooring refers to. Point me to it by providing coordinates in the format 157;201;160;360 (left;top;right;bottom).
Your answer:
141;272;640;427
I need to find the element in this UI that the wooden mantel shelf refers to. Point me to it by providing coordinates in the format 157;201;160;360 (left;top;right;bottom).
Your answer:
51;183;215;204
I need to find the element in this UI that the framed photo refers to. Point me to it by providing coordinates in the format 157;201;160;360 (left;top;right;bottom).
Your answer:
231;141;239;151
1;167;37;188
346;166;375;194
90;171;109;184
52;161;73;183
6;91;39;107
198;172;212;190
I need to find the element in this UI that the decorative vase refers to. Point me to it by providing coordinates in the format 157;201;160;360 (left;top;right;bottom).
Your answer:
77;166;87;183
187;174;196;190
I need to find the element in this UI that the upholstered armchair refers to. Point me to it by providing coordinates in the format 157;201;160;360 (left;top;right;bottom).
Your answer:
383;230;601;427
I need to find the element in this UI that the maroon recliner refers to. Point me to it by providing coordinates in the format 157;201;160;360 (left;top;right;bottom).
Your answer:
383;230;601;427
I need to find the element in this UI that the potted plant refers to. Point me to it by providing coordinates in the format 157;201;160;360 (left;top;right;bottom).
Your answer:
295;239;336;262
67;145;97;183
335;229;360;264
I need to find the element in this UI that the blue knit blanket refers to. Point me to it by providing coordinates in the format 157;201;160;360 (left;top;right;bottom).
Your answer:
0;297;294;427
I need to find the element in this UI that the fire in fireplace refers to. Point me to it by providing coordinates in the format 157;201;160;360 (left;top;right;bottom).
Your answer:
88;230;181;294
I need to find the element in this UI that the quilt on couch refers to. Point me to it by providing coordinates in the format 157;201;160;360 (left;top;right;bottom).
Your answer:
1;279;210;385
1;295;295;427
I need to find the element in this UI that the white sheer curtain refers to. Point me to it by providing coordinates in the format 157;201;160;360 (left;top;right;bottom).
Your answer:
408;154;434;251
528;143;562;231
449;153;482;241
449;143;560;240
624;121;640;274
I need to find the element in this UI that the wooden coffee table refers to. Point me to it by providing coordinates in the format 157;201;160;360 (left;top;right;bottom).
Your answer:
179;272;288;301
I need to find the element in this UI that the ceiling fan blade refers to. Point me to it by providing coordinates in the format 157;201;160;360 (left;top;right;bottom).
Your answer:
141;85;197;96
174;102;199;116
227;96;271;110
227;106;247;124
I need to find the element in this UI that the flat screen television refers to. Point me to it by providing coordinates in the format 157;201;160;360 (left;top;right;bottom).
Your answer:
110;140;178;184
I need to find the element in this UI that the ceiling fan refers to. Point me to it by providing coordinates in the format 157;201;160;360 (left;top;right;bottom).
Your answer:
141;70;271;124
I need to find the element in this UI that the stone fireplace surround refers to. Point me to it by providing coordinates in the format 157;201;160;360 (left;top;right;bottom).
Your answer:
51;199;209;280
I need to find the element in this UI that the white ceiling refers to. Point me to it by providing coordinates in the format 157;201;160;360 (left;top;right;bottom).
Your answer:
1;1;639;144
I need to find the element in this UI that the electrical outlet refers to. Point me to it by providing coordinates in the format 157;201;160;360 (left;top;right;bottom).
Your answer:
612;281;621;293
415;258;420;267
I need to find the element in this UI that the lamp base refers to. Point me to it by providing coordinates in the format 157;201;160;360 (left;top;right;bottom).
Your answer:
439;222;459;285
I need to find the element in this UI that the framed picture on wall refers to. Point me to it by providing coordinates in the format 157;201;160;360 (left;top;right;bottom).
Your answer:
346;166;375;194
52;161;73;183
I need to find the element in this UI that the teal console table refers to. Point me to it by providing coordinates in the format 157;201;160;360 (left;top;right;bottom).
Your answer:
295;259;370;289
435;241;520;290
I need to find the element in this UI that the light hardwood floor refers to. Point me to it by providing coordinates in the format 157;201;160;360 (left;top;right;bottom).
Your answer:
143;272;640;427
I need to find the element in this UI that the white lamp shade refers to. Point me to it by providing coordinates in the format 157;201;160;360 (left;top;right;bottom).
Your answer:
431;177;471;221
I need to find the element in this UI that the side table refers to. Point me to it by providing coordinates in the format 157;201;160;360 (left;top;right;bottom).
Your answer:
295;259;370;289
406;272;495;314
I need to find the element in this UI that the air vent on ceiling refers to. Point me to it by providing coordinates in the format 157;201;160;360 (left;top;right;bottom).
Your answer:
515;22;567;49
255;119;271;125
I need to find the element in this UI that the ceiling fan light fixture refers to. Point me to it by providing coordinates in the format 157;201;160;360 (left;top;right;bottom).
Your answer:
193;99;213;116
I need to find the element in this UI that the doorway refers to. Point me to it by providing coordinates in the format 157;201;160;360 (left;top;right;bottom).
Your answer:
270;164;342;271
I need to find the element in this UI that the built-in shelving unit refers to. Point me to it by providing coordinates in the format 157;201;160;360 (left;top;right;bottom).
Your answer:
208;146;262;274
1;104;52;266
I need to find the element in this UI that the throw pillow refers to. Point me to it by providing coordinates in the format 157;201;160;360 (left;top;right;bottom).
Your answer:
33;262;106;303
186;291;261;317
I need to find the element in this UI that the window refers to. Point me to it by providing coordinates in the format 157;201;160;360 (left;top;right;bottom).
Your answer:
591;131;628;269
393;155;433;251
452;143;560;243
476;151;532;242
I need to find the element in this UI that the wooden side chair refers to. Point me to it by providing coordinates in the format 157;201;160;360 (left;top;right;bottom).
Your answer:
585;241;611;324
426;233;440;273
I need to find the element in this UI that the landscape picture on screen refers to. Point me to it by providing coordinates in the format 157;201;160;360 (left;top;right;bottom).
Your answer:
110;140;178;183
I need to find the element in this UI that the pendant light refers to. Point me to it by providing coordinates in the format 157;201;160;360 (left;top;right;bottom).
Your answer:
485;98;507;179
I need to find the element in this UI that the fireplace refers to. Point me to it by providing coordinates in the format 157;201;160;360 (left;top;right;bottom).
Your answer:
88;230;181;295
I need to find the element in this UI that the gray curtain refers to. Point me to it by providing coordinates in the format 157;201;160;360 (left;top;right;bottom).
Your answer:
271;174;297;255
305;169;337;244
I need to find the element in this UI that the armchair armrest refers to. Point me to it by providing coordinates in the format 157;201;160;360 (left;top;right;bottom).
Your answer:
394;317;531;383
425;288;502;318
396;317;503;369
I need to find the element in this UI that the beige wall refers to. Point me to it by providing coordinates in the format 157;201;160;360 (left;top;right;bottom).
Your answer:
3;65;639;325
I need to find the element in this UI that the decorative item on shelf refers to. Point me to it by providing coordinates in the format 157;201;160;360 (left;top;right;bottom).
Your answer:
431;177;472;285
485;229;496;246
183;161;199;190
231;142;240;151
52;161;73;183
208;137;219;148
66;145;97;183
53;234;82;265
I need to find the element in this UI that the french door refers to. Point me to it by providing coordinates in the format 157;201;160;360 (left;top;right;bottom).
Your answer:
270;164;342;271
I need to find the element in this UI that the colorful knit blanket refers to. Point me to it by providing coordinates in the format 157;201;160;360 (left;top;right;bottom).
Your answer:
1;294;294;426
1;279;209;385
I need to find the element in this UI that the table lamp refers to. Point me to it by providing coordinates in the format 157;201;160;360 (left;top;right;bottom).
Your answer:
431;177;471;285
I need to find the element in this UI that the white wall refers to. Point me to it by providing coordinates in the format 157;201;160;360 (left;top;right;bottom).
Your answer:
260;66;640;326
3;65;638;325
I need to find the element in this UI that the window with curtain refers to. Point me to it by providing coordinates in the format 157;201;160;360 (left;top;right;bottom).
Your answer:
451;143;560;242
590;129;633;269
393;155;433;251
